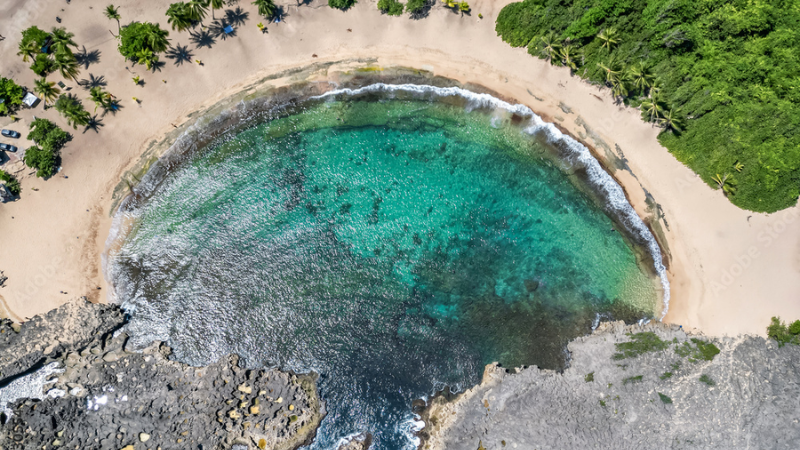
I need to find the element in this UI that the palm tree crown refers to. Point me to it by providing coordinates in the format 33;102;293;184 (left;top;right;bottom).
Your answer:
105;5;122;33
253;0;277;18
538;32;561;61
34;78;61;105
50;27;78;55
597;28;619;52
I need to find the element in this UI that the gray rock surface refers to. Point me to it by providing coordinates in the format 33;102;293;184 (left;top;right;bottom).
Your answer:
421;321;800;450
0;301;323;450
0;300;124;382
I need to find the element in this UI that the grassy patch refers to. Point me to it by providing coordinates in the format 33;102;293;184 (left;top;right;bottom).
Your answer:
584;372;594;383
623;375;643;385
658;393;672;404
699;374;715;386
767;317;800;346
612;332;670;360
675;338;720;362
659;372;673;380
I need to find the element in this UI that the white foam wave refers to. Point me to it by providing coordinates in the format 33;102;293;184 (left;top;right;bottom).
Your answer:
313;83;670;318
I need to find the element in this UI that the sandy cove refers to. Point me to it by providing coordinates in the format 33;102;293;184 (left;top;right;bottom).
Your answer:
0;0;798;335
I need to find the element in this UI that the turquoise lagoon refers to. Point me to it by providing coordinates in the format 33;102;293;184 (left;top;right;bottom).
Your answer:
108;85;667;449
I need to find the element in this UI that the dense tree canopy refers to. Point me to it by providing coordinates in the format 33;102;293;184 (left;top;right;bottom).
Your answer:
329;0;357;10
496;0;800;213
28;118;70;152
54;94;92;128
378;0;404;15
0;77;24;116
118;22;170;69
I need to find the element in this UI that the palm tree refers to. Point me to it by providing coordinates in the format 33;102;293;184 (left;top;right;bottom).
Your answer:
658;108;683;132
611;80;628;98
166;3;194;31
626;63;655;92
50;27;78;55
209;0;225;19
52;51;80;81
597;58;623;85
34;78;61;106
538;32;561;62
54;94;91;128
640;99;663;122
252;0;276;18
17;39;40;62
135;49;158;69
559;45;580;71
596;28;619;52
186;0;208;22
711;173;735;196
105;5;122;35
89;86;112;111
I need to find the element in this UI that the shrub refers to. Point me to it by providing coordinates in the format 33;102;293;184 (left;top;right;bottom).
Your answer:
767;317;800;346
30;53;56;76
612;332;670;360
328;0;356;10
0;170;21;195
659;372;672;380
0;77;24;115
23;145;58;179
623;375;643;385
406;0;427;14
28;118;70;152
699;374;715;386
118;22;170;69
675;338;720;362
657;392;672;404
584;372;594;382
377;0;404;15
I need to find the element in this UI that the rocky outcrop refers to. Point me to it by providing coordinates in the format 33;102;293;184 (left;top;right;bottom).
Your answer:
420;321;800;450
0;300;124;382
0;301;323;450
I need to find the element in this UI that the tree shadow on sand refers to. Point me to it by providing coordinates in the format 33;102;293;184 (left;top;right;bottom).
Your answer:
165;44;194;66
75;46;101;69
225;7;249;26
190;29;216;48
78;74;107;90
83;116;104;134
149;58;166;73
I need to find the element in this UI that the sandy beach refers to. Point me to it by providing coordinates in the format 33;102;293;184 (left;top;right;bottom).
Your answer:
0;0;798;336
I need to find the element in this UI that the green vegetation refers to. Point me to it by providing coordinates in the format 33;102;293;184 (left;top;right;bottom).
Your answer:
253;0;277;19
378;0;405;16
675;338;721;362
34;78;61;106
612;332;670;360
657;392;672;404
699;374;715;386
659;372;672;380
599;399;606;407
28;118;70;153
166;2;196;31
495;0;800;213
54;94;92;128
89;87;120;113
18;26;80;80
23;146;59;179
584;372;594;382
118;22;170;69
441;0;469;12
766;317;800;347
25;119;69;179
104;5;122;35
329;0;357;10
0;170;21;196
622;375;643;385
406;0;427;14
0;77;24;116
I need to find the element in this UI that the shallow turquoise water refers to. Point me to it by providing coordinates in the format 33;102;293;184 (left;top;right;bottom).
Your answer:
111;91;660;449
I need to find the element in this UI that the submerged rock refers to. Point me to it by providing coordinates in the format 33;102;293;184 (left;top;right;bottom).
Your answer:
420;321;800;450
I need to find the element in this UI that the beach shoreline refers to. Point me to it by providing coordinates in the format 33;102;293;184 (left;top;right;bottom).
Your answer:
1;0;799;337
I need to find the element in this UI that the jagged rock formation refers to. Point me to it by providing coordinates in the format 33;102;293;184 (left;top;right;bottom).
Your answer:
420;321;800;450
0;300;323;450
0;300;124;382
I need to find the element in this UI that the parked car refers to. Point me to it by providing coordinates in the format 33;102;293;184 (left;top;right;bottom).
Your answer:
0;143;18;152
1;129;20;138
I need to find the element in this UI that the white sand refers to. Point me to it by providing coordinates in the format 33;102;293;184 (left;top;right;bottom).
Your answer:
0;0;798;335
